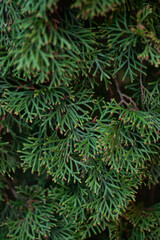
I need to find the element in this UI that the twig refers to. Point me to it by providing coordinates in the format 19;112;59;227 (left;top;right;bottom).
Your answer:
121;93;138;110
114;77;138;110
0;115;6;134
140;70;144;98
113;76;123;101
17;85;36;90
140;66;144;104
7;180;18;199
4;193;12;208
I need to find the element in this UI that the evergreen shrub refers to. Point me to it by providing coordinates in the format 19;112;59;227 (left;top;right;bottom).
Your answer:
0;0;160;239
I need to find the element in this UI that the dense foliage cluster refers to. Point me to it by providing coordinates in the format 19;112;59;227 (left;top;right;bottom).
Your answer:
0;0;160;239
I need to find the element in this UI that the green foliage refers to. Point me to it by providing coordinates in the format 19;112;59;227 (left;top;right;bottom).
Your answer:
71;0;126;19
0;0;160;239
5;186;57;240
0;139;18;175
108;203;160;239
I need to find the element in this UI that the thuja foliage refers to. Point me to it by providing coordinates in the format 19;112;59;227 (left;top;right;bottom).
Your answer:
0;0;160;239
